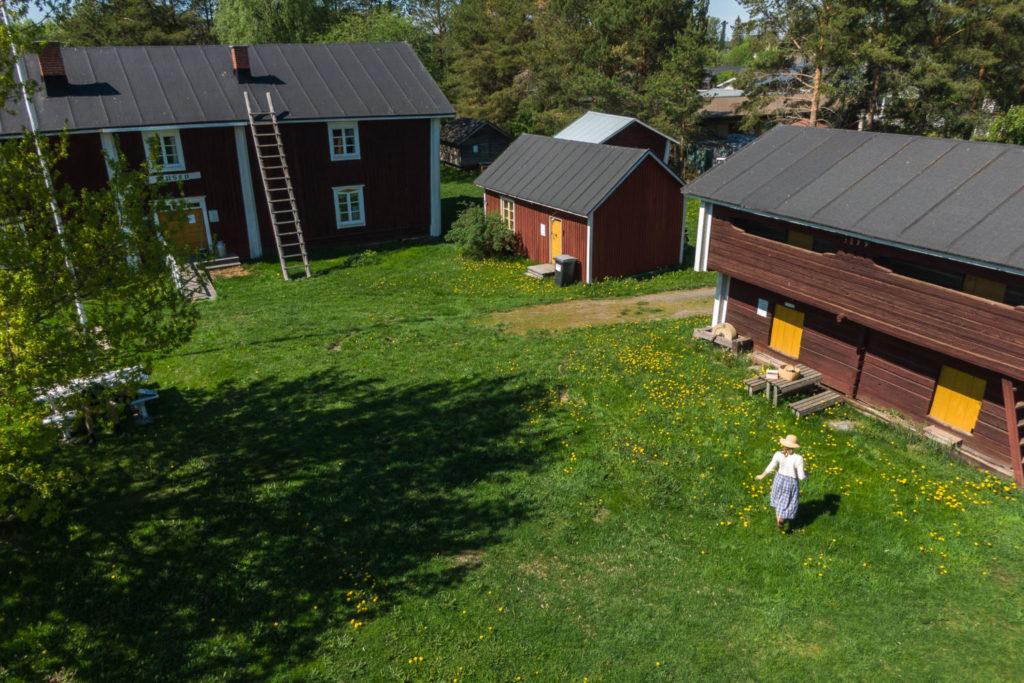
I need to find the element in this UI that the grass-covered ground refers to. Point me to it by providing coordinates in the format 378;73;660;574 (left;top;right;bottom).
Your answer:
2;179;1023;681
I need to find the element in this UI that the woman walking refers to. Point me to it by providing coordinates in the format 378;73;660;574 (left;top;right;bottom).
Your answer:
756;434;807;530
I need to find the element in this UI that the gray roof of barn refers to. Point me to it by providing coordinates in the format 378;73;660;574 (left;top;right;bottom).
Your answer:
0;42;453;136
476;134;678;216
440;117;510;145
685;125;1024;274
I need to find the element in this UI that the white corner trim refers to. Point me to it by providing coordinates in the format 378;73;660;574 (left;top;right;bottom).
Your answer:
702;202;714;271
586;212;594;284
694;201;707;272
712;273;731;325
100;131;117;179
234;125;262;259
430;117;442;236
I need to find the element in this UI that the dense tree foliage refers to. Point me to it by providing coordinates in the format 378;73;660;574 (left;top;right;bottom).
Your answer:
45;0;213;44
0;7;198;521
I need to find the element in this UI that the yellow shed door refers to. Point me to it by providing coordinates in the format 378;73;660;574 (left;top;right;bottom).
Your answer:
550;218;562;263
158;206;207;251
929;365;986;433
769;304;805;359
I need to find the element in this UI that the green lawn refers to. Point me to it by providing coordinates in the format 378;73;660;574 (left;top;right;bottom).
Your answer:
2;196;1023;680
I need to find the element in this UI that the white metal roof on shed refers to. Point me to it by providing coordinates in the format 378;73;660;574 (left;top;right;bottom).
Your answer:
554;111;674;145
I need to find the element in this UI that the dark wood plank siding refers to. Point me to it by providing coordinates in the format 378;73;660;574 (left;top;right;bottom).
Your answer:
858;332;1010;467
484;190;589;281
725;279;863;395
591;156;682;280
56;133;108;191
605;122;669;159
113;128;253;258
707;207;1024;382
251;119;431;256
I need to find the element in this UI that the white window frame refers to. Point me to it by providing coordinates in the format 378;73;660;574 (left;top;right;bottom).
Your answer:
333;185;366;229
143;129;186;172
328;121;361;161
500;196;515;231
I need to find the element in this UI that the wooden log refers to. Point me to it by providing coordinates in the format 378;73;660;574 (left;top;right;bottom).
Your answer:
1002;378;1024;489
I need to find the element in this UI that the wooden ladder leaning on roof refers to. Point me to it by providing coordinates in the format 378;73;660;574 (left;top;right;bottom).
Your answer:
244;91;311;281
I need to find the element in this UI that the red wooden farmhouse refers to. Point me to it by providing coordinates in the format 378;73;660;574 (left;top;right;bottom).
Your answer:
687;125;1024;484
476;133;684;283
555;111;676;163
0;42;453;267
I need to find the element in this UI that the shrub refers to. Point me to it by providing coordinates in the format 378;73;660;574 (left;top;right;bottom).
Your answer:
444;206;519;259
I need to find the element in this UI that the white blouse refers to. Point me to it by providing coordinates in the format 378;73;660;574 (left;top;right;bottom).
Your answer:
762;451;807;480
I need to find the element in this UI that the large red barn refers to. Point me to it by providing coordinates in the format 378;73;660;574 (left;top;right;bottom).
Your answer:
475;134;684;283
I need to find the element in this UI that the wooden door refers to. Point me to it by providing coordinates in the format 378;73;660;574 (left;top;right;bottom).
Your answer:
158;206;208;251
769;304;805;359
929;365;986;433
550;218;563;262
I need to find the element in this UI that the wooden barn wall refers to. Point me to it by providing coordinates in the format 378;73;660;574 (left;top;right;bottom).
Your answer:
707;207;1024;382
458;128;511;168
725;279;864;395
726;278;1011;467
114;127;253;258
483;190;588;281
591;156;682;280
56;133;108;191
857;332;1010;467
250;118;431;256
605;122;668;159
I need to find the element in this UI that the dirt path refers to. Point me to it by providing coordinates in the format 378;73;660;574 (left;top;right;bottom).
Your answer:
486;287;715;334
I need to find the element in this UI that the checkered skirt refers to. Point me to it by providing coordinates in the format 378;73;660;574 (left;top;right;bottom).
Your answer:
770;474;800;520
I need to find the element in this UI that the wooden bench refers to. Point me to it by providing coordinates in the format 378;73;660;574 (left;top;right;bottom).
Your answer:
692;326;753;354
766;364;823;406
789;389;843;418
744;376;767;396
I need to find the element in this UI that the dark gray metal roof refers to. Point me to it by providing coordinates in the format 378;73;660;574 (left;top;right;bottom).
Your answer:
475;134;677;216
686;125;1024;274
0;42;453;135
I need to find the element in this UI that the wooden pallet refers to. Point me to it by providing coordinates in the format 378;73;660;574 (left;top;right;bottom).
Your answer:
692;326;753;354
789;389;843;418
744;376;767;396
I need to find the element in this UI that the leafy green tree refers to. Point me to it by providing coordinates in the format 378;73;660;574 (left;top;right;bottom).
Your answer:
322;7;439;76
214;0;329;43
444;205;518;259
47;0;212;45
0;13;198;522
985;105;1024;145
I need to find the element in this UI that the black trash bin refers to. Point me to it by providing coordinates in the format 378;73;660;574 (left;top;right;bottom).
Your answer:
554;254;579;286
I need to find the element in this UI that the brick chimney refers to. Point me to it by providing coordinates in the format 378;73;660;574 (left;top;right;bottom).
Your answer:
38;42;67;81
230;45;250;80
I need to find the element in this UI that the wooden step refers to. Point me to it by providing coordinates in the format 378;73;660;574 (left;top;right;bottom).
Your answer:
744;376;767;396
789;389;843;418
923;424;964;450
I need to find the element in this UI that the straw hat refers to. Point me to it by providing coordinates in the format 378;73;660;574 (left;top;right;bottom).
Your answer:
779;434;801;450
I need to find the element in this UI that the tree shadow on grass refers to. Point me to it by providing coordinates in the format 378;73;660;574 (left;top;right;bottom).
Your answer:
0;370;559;680
790;494;842;532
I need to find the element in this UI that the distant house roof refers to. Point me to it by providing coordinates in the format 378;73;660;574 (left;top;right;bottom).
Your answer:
476;134;679;217
699;92;812;120
686;125;1024;275
554;111;674;146
440;118;510;146
0;42;453;136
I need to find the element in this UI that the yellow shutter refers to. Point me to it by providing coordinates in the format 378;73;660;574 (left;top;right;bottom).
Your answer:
787;228;814;250
929;365;986;433
963;274;1006;303
769;304;805;358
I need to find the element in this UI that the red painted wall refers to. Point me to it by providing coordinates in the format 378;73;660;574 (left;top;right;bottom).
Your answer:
591;156;682;280
606;122;669;159
56;133;108;192
484;191;588;281
59;117;435;260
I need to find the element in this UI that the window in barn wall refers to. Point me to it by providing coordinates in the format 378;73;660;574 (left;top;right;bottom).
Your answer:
500;197;515;230
143;129;185;171
875;256;965;291
328;122;360;161
963;274;1007;303
333;185;365;228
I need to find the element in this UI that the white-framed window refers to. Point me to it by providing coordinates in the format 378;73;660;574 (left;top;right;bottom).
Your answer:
333;185;366;229
500;197;514;230
328;121;360;161
143;129;185;171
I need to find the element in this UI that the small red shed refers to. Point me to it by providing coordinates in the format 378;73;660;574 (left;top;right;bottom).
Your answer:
475;134;683;283
554;111;676;163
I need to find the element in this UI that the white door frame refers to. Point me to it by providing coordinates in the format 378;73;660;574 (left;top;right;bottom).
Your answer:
157;195;214;250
